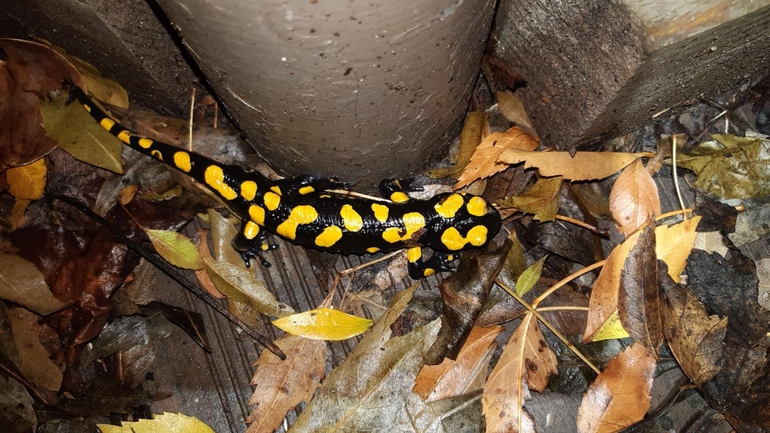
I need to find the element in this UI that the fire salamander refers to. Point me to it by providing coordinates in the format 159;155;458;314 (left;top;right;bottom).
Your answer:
66;83;502;279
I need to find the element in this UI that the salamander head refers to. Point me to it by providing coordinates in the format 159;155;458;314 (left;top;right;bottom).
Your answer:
427;193;501;253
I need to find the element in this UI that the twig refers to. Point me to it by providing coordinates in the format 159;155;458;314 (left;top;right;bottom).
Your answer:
670;135;688;220
497;279;601;375
554;215;609;236
532;260;605;308
53;195;286;359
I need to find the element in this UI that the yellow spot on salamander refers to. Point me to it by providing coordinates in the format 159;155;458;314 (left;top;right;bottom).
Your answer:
174;151;192;173
264;192;281;211
423;268;435;277
440;225;489;251
407;247;422;263
371;203;389;222
340;204;363;232
249;205;265;225
82;104;91;113
390;191;410;203
276;206;318;240
271;185;282;195
435;194;464;218
447;254;454;262
240;180;257;201
151;150;163;160
466;196;487;216
100;118;116;131
204;165;237;200
382;212;426;243
366;247;380;254
117;130;131;143
315;225;343;247
299;186;315;195
243;221;260;240
139;138;154;149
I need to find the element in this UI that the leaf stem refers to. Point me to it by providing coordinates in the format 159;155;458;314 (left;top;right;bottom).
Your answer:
497;279;601;375
532;260;605;308
554;215;609;236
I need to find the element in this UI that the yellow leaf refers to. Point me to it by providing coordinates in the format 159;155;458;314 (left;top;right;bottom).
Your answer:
427;111;488;179
6;158;46;200
590;310;630;342
498;150;651;181
655;217;701;283
272;308;373;341
609;159;661;237
145;229;203;270
97;412;215;433
455;127;540;189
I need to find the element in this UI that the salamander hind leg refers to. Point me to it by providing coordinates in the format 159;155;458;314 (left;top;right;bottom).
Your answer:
232;221;277;268
379;178;423;203
406;247;457;279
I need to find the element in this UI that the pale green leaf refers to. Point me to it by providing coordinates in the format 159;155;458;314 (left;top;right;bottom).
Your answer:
204;258;294;317
273;308;373;341
40;92;124;174
145;229;203;270
516;255;546;296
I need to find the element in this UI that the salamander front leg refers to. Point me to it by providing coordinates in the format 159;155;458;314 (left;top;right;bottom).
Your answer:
232;221;277;268
406;247;457;279
379;178;423;203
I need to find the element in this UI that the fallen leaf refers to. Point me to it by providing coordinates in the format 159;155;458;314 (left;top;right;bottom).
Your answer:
145;228;203;270
499;176;562;221
609;159;661;237
6;158;47;200
272;308;373;341
0;253;67;315
655;216;701;283
246;334;326;433
194;231;224;299
499;150;650;181
583;232;641;343
117;185;137;205
674;134;770;199
618;223;662;357
693;231;728;257
516;255;547;296
204;258;294;318
290;285;442;432
0;375;36;431
97;412;216;433
40;92;124;174
427;111;488;179
483;312;557;433
576;342;656;433
9;198;29;231
455;127;540;189
496;90;533;129
4;305;63;392
414;325;503;402
660;266;726;387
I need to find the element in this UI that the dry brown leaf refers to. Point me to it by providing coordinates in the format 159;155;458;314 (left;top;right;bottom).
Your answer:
661;271;726;387
483;313;557;433
583;232;641;343
498;176;562;221
427;111;488;179
609;159;661;237
577;342;656;433
6;305;63;392
194;231;224;299
655;217;701;283
414;325;503;402
455;127;540;189
496;90;533;129
498;150;650;181
618;224;663;357
246;334;326;433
